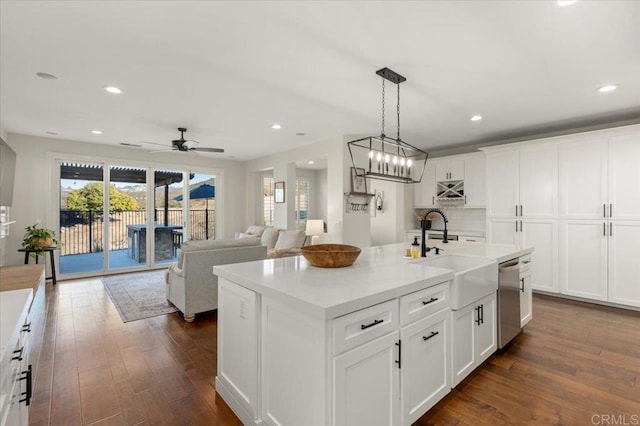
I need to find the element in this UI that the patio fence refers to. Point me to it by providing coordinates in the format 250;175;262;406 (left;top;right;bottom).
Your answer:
59;209;215;256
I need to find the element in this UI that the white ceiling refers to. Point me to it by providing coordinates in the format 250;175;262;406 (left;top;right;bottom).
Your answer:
1;1;639;161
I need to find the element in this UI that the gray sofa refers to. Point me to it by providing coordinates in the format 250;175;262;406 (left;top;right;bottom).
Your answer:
165;237;267;321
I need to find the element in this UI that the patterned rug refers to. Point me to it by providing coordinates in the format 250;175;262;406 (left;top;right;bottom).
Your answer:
101;269;178;322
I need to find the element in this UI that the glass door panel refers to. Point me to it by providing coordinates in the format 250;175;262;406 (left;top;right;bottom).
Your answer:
108;165;147;270
153;169;185;265
187;173;216;241
59;162;105;276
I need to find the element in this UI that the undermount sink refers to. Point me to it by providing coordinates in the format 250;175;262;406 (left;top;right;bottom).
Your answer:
423;255;498;310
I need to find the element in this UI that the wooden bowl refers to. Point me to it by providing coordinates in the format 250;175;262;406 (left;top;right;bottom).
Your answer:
301;244;361;268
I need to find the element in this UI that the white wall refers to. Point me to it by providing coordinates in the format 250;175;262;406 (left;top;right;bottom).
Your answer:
316;169;328;223
2;133;246;266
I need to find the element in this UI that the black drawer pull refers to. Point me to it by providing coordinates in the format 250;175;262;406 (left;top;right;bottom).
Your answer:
22;322;32;333
422;331;439;341
19;365;32;406
12;347;24;361
361;319;384;330
422;297;439;306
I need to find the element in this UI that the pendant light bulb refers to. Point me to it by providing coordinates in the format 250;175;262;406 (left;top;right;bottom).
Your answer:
376;152;382;161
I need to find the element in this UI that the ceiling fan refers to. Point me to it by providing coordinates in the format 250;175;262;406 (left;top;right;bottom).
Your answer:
150;127;224;154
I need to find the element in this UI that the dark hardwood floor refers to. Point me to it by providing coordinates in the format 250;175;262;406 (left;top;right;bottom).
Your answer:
29;278;639;425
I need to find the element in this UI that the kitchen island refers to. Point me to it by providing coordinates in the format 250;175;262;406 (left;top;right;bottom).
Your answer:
213;241;533;426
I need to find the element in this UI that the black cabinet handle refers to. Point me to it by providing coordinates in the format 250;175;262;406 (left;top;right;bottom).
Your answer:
520;277;525;292
520;205;523;216
475;306;481;325
360;319;383;330
423;331;439;341
515;205;518;216
12;347;24;361
603;204;606;218
422;297;439;306
395;340;401;368
610;203;613;218
479;304;484;325
19;365;33;406
610;222;613;237
22;322;31;333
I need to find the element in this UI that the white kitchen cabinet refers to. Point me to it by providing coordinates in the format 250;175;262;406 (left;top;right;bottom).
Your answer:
521;219;558;293
414;161;437;208
487;218;518;245
608;134;640;221
334;332;400;426
559;220;608;301
436;158;464;182
463;154;486;207
451;292;496;387
217;279;259;422
400;309;449;425
559;137;608;219
608;221;640;307
520;267;532;327
486;145;558;219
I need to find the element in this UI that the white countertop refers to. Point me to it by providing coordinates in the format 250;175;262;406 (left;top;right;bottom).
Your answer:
214;241;533;320
0;288;32;363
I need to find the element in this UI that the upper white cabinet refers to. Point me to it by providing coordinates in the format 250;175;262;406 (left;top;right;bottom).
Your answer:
486;145;558;219
436;158;464;182
608;134;640;221
414;161;437;208
463;154;486;208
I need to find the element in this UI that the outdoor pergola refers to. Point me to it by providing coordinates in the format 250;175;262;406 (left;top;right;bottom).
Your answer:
60;163;193;226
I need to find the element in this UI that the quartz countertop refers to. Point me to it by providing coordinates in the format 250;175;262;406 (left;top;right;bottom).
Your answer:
214;241;533;320
0;288;32;363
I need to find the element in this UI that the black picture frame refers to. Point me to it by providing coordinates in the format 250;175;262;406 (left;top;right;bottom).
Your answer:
350;167;367;194
274;181;285;203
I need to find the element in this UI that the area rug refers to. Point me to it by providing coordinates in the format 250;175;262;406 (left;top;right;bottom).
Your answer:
101;269;178;322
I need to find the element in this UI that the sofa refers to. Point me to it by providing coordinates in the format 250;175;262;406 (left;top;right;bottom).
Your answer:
165;237;267;321
236;225;307;258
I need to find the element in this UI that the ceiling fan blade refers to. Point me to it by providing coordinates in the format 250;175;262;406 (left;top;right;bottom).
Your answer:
149;148;178;154
184;139;200;144
192;147;225;153
140;141;169;147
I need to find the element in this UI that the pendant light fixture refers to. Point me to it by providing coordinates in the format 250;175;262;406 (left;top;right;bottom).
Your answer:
347;68;429;184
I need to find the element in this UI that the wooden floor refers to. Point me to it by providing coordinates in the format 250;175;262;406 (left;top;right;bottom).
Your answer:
29;278;640;425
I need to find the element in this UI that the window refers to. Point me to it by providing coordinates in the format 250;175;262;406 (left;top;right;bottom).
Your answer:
263;176;274;226
295;178;310;227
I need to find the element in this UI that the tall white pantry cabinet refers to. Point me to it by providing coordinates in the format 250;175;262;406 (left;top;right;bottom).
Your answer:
484;124;640;308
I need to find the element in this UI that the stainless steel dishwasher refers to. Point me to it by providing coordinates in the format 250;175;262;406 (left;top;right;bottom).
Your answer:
498;258;522;348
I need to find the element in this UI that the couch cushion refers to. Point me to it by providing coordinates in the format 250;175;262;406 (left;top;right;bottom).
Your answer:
274;230;306;250
237;232;255;239
246;225;267;237
261;227;280;249
178;237;261;268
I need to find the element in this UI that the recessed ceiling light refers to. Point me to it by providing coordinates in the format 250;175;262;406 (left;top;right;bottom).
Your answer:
470;115;483;122
271;124;281;130
36;72;58;80
598;84;618;93
296;132;306;136
104;86;122;94
91;130;103;135
45;131;58;135
556;0;578;6
308;160;315;165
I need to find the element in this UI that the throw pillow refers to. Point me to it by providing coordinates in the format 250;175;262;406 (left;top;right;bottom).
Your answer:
261;227;280;249
274;230;306;250
245;225;266;237
237;232;254;239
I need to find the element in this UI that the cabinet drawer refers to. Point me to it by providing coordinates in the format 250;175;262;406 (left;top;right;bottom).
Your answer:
400;282;450;326
332;299;398;355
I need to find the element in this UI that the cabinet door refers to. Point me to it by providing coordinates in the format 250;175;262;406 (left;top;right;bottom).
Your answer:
609;134;640;220
559;137;608;219
608;221;640;307
333;332;400;426
435;160;451;182
521;219;558;293
449;158;465;181
486;150;519;217
520;269;533;327
400;310;450;425
487;218;519;245
217;279;259;419
519;144;558;218
414;163;437;208
451;303;476;387
464;154;486;207
475;293;497;364
559;220;608;301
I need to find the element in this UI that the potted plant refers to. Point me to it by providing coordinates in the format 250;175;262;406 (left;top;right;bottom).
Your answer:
22;224;58;255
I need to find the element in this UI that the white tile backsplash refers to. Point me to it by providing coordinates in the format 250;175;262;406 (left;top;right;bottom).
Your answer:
413;207;486;233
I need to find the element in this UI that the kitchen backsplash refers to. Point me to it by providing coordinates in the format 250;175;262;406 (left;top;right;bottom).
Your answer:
413;207;486;233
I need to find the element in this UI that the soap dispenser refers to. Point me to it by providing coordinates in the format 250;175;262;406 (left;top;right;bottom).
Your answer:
411;237;421;258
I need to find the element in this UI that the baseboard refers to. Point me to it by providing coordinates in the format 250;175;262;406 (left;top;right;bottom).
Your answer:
533;290;640;312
